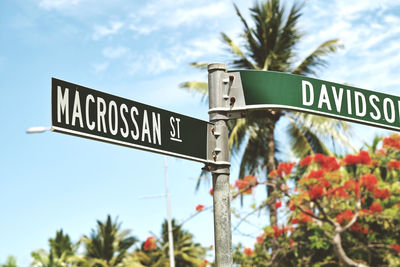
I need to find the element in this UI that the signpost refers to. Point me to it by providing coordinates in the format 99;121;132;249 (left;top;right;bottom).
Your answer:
51;78;213;163
50;66;400;267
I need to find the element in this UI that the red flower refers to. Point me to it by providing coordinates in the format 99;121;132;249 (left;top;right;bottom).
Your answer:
196;204;205;212
275;201;282;209
362;227;369;234
387;160;400;170
277;162;295;177
288;202;296;211
383;135;400;149
336;210;354;224
392;243;400;254
305;170;325;180
235;175;258;194
369;202;383;213
313;153;326;164
289;238;297;246
321;156;340;172
343;154;358;165
243;248;253;256
200;259;210;267
376;149;386;156
360;174;378;192
299;212;313;223
358;150;371;164
272;226;283;238
343;150;371;165
331;186;350;198
209;188;213;196
256;233;265;244
300;155;312;166
308;185;324;199
291;218;299;224
344;179;360;197
374;188;391;199
269;170;278;178
143;236;157;251
350;222;362;232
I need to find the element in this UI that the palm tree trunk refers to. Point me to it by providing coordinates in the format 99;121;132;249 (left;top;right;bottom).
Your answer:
266;120;280;263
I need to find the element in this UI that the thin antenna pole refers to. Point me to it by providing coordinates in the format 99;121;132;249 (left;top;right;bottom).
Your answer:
164;156;175;267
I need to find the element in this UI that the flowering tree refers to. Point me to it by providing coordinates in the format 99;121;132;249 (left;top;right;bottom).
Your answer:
231;134;400;266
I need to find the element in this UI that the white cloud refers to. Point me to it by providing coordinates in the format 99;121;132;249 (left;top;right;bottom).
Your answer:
38;0;82;10
128;1;229;35
102;46;129;59
93;62;109;73
92;21;124;40
296;1;400;95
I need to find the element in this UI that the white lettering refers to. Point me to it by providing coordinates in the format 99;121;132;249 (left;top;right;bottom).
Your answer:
302;80;314;106
175;118;181;139
170;117;176;137
71;91;83;127
120;104;129;138
141;110;151;143
318;84;332;110
108;101;118;135
97;97;107;133
331;86;343;113
354;91;366;117
347;90;352;115
369;95;381;120
86;94;95;130
152;112;161;145
57;86;69;124
383;98;395;123
130;107;140;140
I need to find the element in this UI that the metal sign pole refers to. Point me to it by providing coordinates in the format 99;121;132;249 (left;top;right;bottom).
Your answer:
208;63;233;266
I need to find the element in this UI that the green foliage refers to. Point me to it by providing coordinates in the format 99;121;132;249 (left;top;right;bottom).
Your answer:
81;215;138;267
131;219;206;267
0;256;18;267
31;230;79;267
233;134;400;266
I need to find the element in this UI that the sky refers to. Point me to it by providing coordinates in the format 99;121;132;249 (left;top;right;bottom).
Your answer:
1;0;400;266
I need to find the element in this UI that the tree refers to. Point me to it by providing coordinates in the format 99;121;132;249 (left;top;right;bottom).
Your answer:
31;230;78;267
80;215;138;267
131;219;207;267
232;134;400;266
1;256;18;267
181;0;352;229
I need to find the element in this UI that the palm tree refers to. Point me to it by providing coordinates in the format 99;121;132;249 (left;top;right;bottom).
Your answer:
1;256;18;267
131;219;206;267
80;215;138;267
31;230;78;267
160;219;206;267
181;0;353;226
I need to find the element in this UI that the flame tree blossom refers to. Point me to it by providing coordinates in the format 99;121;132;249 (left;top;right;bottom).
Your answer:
236;134;400;266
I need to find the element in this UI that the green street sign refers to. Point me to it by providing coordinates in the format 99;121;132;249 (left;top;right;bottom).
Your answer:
51;78;212;163
230;70;400;131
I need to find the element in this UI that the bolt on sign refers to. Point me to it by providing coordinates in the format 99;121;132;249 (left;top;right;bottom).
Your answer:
51;78;213;163
228;70;400;131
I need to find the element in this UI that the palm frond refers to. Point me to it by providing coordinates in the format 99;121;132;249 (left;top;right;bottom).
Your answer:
286;114;333;158
179;81;208;102
292;39;343;75
189;62;208;70
228;118;248;154
221;32;258;69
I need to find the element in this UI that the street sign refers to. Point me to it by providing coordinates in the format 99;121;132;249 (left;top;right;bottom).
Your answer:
229;70;400;131
51;78;212;163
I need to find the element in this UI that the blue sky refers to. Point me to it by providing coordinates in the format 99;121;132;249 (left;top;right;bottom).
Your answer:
1;0;400;266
